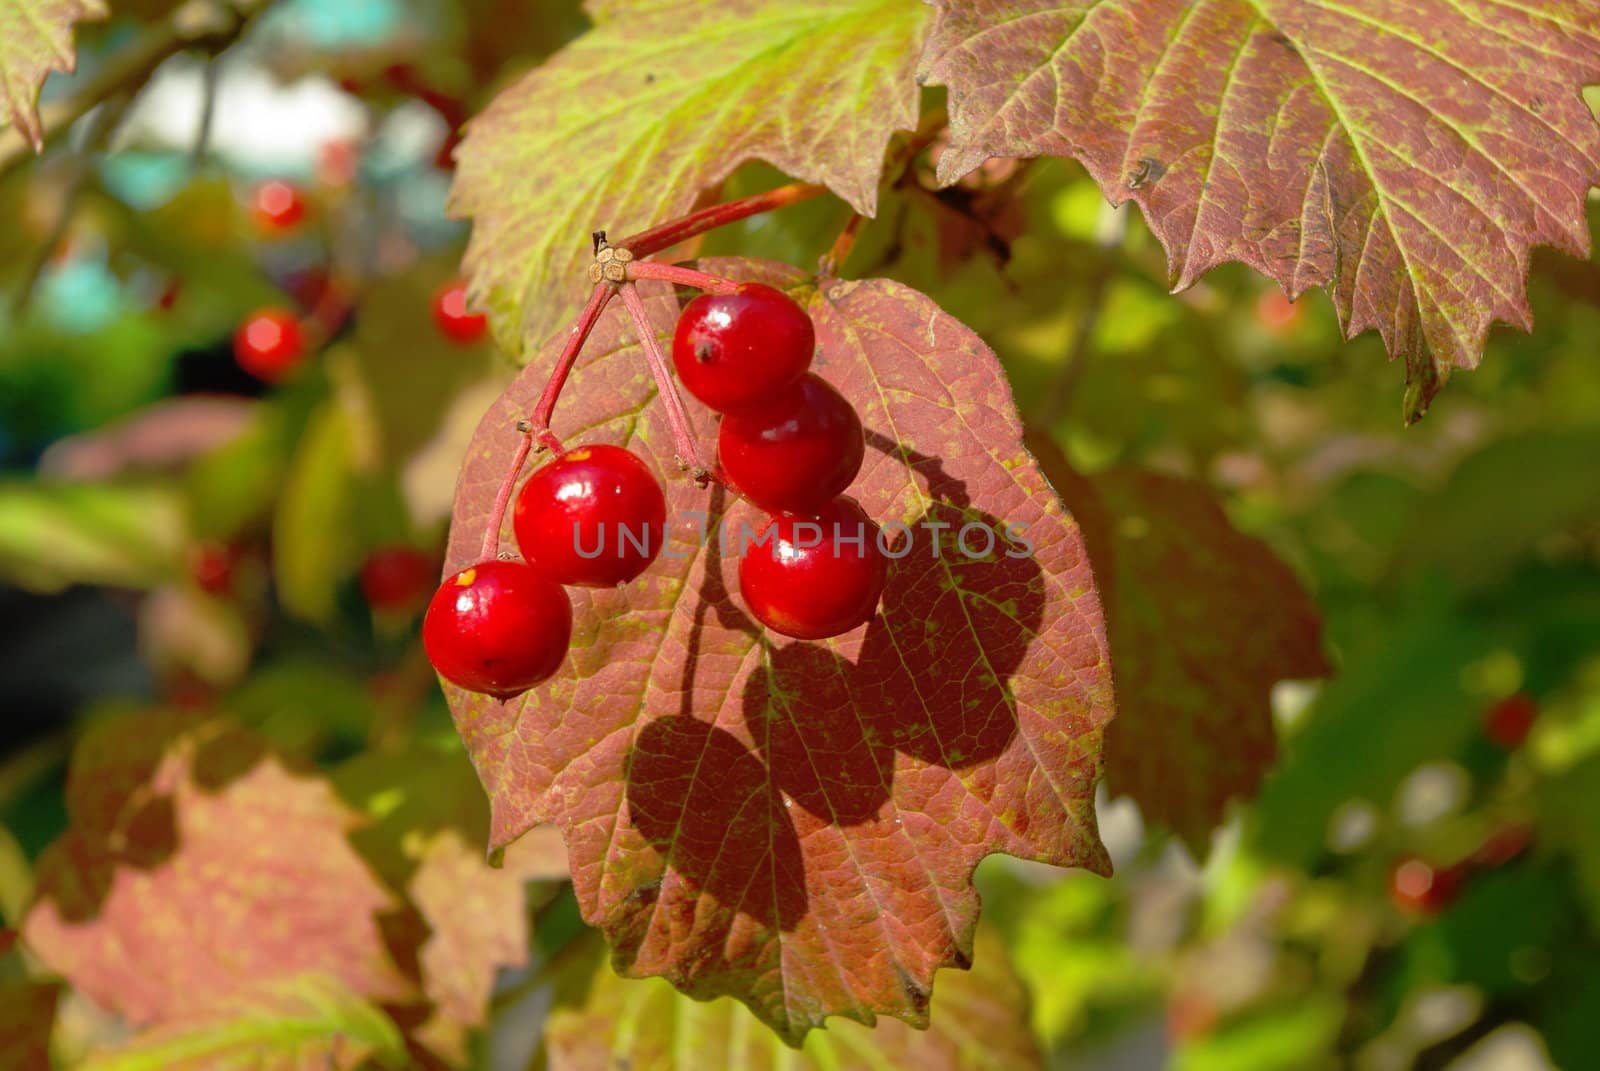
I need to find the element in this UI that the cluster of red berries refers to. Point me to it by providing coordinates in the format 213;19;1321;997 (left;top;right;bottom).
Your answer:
422;280;889;701
673;283;886;641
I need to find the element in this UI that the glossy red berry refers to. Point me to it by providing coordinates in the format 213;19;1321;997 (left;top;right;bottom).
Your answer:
719;373;864;514
513;445;667;587
423;560;572;699
360;546;437;613
234;308;306;382
432;280;488;345
672;283;814;412
252;180;307;233
1484;693;1537;750
739;498;887;640
1388;856;1465;916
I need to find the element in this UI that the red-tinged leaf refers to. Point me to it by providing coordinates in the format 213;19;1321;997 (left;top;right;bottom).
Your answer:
543;925;1042;1070
921;1;1600;419
333;748;565;1064
1030;440;1329;854
22;714;415;1027
0;978;61;1071
406;829;560;1062
442;259;1113;1042
449;0;928;355
74;974;404;1071
0;0;106;150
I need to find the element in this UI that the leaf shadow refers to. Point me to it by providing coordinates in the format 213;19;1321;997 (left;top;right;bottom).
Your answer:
623;428;1042;933
622;715;807;933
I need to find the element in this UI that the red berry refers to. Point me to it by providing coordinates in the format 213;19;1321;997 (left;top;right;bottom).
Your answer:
1388;856;1465;916
360;546;437;613
234;308;306;382
718;373;864;514
189;543;236;596
1484;693;1537;750
739;498;887;640
513;445;667;587
1256;289;1303;333
433;280;488;345
423;560;572;699
252;180;307;233
672;283;814;412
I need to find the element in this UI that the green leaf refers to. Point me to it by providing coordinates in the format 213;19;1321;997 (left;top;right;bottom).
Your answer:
0;0;106;149
450;0;928;354
1388;430;1600;591
921;1;1600;418
76;974;404;1071
0;479;185;593
541;926;1043;1069
272;400;362;624
1250;591;1492;866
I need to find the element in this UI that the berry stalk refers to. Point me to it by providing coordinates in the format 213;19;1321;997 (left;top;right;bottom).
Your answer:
529;280;615;453
479;423;535;561
618;281;709;482
624;260;740;295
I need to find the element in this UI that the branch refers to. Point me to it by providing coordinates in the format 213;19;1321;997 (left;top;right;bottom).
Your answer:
0;0;272;177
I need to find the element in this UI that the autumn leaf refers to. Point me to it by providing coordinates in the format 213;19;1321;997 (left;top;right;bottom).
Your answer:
405;828;561;1062
442;259;1113;1042
921;1;1600;419
75;974;404;1071
334;747;566;1063
1030;439;1329;855
22;714;415;1027
543;925;1043;1070
0;979;61;1071
449;0;928;355
0;0;105;150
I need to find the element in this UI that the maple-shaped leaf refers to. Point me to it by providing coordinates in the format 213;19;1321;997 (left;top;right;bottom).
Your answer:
0;0;105;150
442;259;1113;1042
921;1;1600;418
1030;439;1329;855
405;829;560;1063
22;713;415;1027
543;925;1042;1070
449;0;928;355
75;974;403;1071
334;748;565;1064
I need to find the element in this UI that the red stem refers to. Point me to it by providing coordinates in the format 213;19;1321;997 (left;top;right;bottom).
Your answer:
480;427;532;561
624;261;741;294
619;182;825;259
529;281;614;452
618;282;708;481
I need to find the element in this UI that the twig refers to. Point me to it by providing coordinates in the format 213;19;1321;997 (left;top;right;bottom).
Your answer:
189;54;221;167
9;92;134;317
0;0;273;177
818;212;866;279
618;182;826;259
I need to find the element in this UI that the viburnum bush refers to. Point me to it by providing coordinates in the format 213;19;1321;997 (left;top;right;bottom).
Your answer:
2;0;1600;1068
